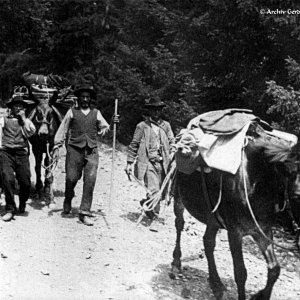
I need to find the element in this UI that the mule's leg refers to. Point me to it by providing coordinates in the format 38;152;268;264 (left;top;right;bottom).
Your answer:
43;155;55;208
33;149;43;195
204;223;226;299
227;230;247;300
250;231;280;300
170;195;185;276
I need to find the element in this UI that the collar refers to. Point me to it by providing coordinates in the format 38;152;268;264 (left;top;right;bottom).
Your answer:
150;117;163;126
81;107;91;115
7;113;18;119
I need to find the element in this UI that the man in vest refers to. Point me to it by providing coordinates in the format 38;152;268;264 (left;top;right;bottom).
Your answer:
52;85;118;226
0;95;36;222
125;97;175;219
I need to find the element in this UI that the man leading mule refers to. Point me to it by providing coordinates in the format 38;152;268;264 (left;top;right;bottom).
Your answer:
52;85;119;226
0;95;35;221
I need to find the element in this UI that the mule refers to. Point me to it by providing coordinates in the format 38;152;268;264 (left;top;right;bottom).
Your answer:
171;122;300;300
28;98;62;206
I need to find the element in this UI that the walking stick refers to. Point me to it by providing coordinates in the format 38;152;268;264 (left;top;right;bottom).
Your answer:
109;98;118;213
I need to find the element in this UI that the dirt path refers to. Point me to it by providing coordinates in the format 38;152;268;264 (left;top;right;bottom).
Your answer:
1;143;300;300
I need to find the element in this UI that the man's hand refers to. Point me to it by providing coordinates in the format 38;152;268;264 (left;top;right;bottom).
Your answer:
17;109;26;125
51;147;60;161
112;114;120;124
109;114;120;131
98;127;110;137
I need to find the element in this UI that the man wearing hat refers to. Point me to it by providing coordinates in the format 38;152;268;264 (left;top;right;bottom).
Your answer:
0;95;36;222
52;85;119;226
125;97;174;219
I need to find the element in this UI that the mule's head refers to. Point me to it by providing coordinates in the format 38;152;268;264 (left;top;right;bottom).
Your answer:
30;101;57;141
285;145;300;249
246;123;300;248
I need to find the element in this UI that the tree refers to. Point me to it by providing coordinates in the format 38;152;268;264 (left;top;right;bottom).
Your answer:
266;57;300;134
1;0;300;142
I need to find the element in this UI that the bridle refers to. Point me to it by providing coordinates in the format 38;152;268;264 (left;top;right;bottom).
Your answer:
35;114;51;125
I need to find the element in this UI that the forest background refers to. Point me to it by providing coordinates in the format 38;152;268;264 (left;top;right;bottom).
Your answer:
0;0;300;144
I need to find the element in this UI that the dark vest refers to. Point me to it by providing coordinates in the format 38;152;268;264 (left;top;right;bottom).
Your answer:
2;117;28;149
68;108;98;148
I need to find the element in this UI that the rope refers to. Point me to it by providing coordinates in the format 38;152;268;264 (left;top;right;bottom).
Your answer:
135;162;176;227
129;173;151;194
279;178;288;212
41;142;59;174
241;147;298;251
140;162;177;212
211;174;223;213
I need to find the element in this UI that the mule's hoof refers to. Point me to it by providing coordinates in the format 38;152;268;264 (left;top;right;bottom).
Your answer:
170;265;181;279
48;202;56;210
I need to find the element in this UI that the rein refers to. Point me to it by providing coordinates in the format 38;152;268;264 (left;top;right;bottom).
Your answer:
241;141;298;252
41;142;59;174
135;162;177;226
211;174;223;213
141;162;177;213
35;115;51;125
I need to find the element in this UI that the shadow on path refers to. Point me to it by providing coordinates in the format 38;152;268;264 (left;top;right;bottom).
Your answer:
151;263;238;300
120;211;166;229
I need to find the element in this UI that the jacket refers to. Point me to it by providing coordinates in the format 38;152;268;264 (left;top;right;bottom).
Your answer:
127;119;174;180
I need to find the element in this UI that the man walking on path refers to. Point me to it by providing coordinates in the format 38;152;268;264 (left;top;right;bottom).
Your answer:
0;95;36;222
52;85;119;226
125;97;174;219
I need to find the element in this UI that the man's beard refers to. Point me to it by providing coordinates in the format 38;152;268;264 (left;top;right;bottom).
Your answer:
80;101;90;108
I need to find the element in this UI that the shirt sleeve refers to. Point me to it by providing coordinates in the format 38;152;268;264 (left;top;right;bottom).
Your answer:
97;110;110;136
127;123;144;163
166;122;176;152
22;119;36;138
54;109;73;148
0;117;3;148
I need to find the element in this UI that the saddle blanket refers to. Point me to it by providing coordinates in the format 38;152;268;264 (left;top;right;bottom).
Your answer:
176;123;251;174
187;108;258;135
176;110;298;175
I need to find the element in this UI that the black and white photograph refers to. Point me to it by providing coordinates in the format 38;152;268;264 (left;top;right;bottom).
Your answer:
0;1;300;299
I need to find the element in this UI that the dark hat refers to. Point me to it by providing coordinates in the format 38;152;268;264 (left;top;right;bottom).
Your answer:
6;95;28;108
145;97;166;108
74;85;96;99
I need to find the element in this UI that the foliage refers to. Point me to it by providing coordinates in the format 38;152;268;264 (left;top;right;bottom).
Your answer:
266;58;300;134
1;0;300;142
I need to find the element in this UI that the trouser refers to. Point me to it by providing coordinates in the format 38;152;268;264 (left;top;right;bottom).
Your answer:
144;161;165;214
0;168;3;194
64;145;99;215
0;148;31;213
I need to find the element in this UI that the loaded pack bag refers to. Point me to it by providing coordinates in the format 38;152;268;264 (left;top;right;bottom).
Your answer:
16;72;76;105
174;109;297;175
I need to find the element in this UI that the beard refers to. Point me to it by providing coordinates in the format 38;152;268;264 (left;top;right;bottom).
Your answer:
79;100;90;109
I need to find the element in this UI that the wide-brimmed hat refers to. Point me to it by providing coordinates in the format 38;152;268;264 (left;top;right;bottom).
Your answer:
6;95;28;108
145;97;166;108
74;85;96;100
